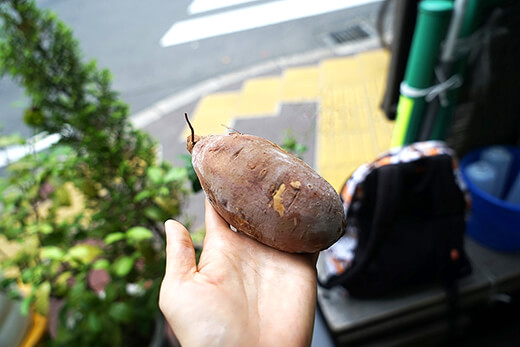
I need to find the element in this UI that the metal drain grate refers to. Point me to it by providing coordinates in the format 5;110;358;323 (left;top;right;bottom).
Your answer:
328;24;371;44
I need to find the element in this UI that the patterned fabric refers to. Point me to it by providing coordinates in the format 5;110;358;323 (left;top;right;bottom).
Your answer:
340;141;469;217
321;141;470;280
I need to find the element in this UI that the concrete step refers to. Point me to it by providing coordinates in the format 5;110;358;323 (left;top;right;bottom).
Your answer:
178;48;394;191
181;91;241;139
232;102;318;168
235;76;282;117
280;66;320;103
184;102;319;231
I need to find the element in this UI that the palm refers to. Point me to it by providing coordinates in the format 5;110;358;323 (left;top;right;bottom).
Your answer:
160;200;317;347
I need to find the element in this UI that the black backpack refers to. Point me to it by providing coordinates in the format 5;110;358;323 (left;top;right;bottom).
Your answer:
319;142;472;298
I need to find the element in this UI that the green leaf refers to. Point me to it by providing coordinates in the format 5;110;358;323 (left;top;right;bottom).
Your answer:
104;232;125;245
0;133;25;147
92;259;110;270
295;144;308;153
26;224;39;235
144;206;166;221
34;281;51;315
40;246;65;260
7;288;22;301
23;107;44;127
54;271;72;296
20;288;36;316
134;190;151;202
104;283;118;302
163;167;186;183
178;154;192;165
7;160;37;172
108;302;133;323
111;256;135;277
126;227;153;242
38;223;53;235
49;145;74;157
67;244;102;264
69;280;87;307
146;167;163;185
154;196;179;216
54;185;71;206
21;268;33;284
88;313;102;332
179;155;201;192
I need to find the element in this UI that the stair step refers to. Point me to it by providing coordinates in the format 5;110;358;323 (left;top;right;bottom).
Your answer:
280;66;319;102
356;49;390;80
181;91;240;138
319;56;362;89
177;49;394;191
184;102;318;231
318;86;375;190
232;102;318;167
317;50;392;190
235;76;282;117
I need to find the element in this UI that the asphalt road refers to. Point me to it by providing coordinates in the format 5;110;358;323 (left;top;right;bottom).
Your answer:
0;0;382;138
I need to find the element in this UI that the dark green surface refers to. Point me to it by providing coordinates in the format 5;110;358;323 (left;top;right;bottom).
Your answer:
397;0;453;145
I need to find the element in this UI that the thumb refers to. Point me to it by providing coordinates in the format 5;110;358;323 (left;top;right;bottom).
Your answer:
163;219;197;282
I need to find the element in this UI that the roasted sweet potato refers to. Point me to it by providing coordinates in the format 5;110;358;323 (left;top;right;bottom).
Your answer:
186;122;346;253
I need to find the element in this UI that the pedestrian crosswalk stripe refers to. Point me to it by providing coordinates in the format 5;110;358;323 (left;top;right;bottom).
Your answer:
188;0;259;15
160;0;382;47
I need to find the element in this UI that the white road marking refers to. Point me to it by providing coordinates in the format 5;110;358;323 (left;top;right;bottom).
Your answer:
0;133;61;168
161;0;382;47
188;0;259;14
131;39;381;131
0;39;382;168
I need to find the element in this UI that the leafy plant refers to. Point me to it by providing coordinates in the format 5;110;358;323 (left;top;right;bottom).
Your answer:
0;1;189;345
280;130;308;159
178;154;202;193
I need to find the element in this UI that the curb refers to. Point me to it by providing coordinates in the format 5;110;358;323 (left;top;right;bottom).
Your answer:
130;38;380;129
0;38;381;168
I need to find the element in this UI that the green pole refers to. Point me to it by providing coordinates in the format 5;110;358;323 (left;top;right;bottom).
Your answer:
391;0;453;147
430;0;511;140
430;0;483;140
428;0;515;140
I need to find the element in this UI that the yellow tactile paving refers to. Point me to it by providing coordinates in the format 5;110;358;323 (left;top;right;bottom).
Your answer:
235;77;282;117
280;66;319;102
318;86;377;190
319;57;362;88
182;49;393;192
181;92;240;139
357;50;390;81
373;120;394;153
317;50;393;191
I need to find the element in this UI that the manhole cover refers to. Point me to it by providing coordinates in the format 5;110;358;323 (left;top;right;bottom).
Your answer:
328;24;372;44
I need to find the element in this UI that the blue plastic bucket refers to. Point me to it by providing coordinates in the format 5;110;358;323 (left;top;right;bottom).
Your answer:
460;147;520;252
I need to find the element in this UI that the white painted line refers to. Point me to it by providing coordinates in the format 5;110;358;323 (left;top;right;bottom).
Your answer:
1;40;379;168
2;45;324;168
131;47;335;130
161;0;382;47
0;133;61;168
133;39;380;131
188;0;259;14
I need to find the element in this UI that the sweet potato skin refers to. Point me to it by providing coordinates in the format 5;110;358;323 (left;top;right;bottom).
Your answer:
190;133;346;253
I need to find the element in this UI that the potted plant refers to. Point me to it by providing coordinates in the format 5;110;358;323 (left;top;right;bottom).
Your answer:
0;1;189;345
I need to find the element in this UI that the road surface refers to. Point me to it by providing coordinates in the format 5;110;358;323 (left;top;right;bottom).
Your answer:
0;0;382;139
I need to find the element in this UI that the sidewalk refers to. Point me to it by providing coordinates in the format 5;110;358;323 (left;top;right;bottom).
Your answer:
142;47;393;230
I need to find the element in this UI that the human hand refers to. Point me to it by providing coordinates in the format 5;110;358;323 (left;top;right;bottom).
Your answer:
159;199;318;347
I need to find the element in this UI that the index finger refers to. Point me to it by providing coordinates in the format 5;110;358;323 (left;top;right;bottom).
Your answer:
205;198;230;231
203;198;250;250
